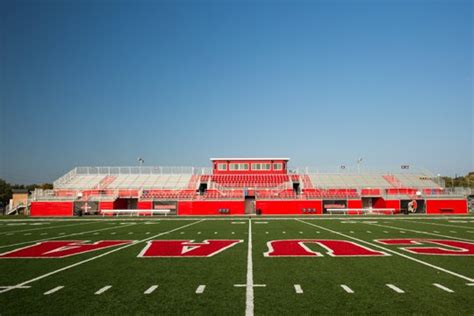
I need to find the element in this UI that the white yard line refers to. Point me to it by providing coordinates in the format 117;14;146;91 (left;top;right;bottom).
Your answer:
0;222;97;235
95;285;112;295
386;284;405;293
296;219;474;283
0;220;204;294
433;283;454;293
144;285;158;294
44;286;64;295
294;284;303;294
245;219;254;316
340;284;354;293
195;285;206;294
362;222;474;242
0;223;137;250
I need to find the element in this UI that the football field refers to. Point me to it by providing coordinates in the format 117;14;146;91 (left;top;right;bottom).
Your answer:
0;215;473;315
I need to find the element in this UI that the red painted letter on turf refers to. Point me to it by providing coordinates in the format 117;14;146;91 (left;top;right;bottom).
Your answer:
376;239;474;256
264;239;388;257
138;240;242;257
0;240;133;258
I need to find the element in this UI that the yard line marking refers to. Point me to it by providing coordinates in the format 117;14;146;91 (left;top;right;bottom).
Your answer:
467;231;474;233
196;285;206;294
466;283;474;286
0;220;204;294
383;231;389;234
282;231;286;234
245;219;254;316
144;285;158;294
232;232;235;235
265;232;269;234
349;231;354;234
214;232;218;234
234;284;266;287
386;284;404;293
110;232;116;235
145;232;150;234
341;284;354;293
128;232;134;234
255;222;268;224
180;232;185;234
433;283;454;293
0;223;137;250
93;232;99;235
44;286;64;295
197;232;202;234
363;222;474;242
294;284;303;294
95;285;112;295
0;222;96;235
296;219;474;283
232;222;246;224
366;231;372;234
0;285;30;289
299;231;303;234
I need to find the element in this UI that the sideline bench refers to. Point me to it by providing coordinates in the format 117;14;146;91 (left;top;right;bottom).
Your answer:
100;209;171;217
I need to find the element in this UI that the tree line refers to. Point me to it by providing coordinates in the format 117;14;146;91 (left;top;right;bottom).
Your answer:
0;178;53;208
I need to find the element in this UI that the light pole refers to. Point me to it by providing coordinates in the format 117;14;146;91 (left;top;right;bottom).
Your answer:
356;158;363;174
138;157;144;167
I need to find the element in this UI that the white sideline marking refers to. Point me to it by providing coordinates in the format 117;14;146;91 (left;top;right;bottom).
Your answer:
232;222;246;224
296;219;474;283
0;220;204;294
144;285;158;294
466;283;474;286
434;231;440;233
245;219;254;316
294;284;303;294
363;222;474;242
95;285;112;295
0;223;136;250
341;284;354;293
0;285;30;290
406;220;474;230
386;284;404;293
467;231;474;233
196;285;206;294
433;283;454;293
234;284;266;287
44;286;64;295
0;221;95;234
255;222;268;224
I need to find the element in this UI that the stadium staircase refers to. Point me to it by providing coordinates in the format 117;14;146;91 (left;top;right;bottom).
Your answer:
382;175;402;188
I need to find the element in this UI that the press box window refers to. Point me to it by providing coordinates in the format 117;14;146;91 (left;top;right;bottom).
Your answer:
217;163;227;171
273;163;283;170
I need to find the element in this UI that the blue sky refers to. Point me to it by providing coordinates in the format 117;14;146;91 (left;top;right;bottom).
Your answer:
0;0;472;184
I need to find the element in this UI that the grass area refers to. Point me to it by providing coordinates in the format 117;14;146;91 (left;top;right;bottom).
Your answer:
0;215;473;315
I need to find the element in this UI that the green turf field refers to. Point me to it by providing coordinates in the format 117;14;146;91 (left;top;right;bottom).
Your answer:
0;215;473;315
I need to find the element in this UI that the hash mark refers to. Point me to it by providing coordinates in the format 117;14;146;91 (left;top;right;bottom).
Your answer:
196;285;206;294
95;285;112;295
433;283;454;293
386;284;404;293
340;284;354;293
294;284;303;294
44;286;64;295
144;285;158;294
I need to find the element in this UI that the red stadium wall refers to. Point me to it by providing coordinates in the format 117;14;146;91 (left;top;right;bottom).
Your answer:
256;200;323;215
347;200;362;209
178;200;245;216
99;201;114;210
425;199;467;214
372;198;401;212
30;201;73;217
138;201;153;209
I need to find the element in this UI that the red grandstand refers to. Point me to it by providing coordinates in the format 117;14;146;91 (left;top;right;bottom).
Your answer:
29;158;468;216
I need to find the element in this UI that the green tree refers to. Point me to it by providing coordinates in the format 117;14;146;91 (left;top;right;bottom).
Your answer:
0;178;12;208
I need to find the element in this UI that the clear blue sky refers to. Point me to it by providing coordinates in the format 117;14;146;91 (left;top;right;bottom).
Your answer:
0;0;472;184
